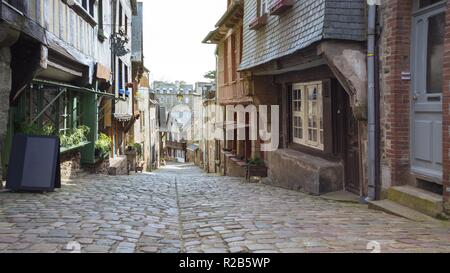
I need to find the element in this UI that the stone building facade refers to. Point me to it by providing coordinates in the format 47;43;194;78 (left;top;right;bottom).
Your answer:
202;0;450;218
134;71;160;171
203;0;260;177
154;81;202;162
204;0;368;195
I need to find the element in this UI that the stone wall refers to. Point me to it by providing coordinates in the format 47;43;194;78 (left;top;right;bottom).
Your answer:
60;152;82;180
88;158;110;175
0;47;12;181
266;149;343;195
224;155;246;178
108;156;128;175
186;150;195;164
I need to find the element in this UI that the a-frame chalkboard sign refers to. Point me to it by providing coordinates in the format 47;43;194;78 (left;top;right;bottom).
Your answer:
6;134;61;192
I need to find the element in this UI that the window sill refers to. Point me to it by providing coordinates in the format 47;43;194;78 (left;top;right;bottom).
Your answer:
269;0;294;16
288;143;338;162
249;14;268;30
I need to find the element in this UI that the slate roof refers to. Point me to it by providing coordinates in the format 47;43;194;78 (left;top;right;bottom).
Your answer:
240;0;366;70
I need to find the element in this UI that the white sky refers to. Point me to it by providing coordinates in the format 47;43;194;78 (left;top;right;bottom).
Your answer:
142;0;226;84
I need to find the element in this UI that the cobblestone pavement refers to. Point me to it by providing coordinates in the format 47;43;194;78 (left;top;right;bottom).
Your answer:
0;163;449;253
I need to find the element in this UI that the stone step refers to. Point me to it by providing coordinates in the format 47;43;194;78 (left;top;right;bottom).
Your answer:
368;199;438;222
388;186;443;218
320;191;362;204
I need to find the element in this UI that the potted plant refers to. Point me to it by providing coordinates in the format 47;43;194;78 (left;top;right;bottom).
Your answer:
95;133;112;159
133;143;143;161
59;125;90;150
246;157;268;181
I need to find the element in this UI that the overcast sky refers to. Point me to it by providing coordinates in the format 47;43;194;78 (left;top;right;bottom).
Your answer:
142;0;226;85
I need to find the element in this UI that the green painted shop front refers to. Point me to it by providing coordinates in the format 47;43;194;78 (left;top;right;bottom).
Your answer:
1;80;115;179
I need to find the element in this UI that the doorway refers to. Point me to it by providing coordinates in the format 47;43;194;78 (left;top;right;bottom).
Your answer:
411;1;445;183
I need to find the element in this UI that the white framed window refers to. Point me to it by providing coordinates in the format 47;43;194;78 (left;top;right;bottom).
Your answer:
257;0;269;16
292;81;324;150
76;0;95;18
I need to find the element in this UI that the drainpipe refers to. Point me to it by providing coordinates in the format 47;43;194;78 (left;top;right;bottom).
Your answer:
111;0;117;158
367;2;378;201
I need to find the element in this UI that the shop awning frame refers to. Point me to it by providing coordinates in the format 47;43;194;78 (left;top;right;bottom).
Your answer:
32;79;125;101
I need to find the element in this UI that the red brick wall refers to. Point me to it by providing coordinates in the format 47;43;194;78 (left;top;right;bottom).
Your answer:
381;0;450;210
379;0;413;188
442;1;450;210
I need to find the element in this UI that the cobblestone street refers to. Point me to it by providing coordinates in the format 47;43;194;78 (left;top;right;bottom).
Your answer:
0;163;449;253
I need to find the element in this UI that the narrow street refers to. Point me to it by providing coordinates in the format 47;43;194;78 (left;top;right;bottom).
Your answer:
0;163;449;253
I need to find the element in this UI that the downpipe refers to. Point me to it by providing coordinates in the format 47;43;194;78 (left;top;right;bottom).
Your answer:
366;2;379;201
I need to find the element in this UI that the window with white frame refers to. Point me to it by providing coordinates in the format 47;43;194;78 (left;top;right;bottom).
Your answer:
76;0;95;18
257;0;269;17
292;82;324;150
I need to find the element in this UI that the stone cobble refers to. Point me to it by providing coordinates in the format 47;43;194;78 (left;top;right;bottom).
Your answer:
0;163;449;253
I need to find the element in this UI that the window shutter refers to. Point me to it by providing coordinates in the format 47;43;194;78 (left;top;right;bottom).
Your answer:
322;79;333;154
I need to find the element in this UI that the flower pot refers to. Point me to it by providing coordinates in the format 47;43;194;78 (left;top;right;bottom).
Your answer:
246;164;268;181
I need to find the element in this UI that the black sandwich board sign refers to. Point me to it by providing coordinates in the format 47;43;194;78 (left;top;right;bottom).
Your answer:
6;134;61;192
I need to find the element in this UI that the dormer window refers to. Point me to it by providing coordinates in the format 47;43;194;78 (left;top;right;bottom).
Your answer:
250;0;269;30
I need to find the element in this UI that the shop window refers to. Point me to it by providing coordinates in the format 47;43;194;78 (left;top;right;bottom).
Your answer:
59;92;81;135
292;82;324;151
